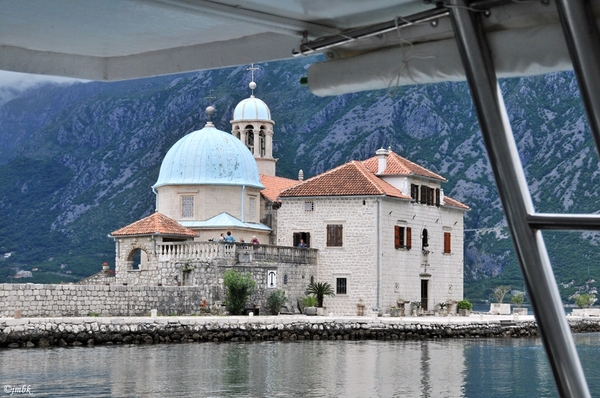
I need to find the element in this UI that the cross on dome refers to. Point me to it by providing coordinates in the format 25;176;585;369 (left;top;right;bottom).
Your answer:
247;64;259;96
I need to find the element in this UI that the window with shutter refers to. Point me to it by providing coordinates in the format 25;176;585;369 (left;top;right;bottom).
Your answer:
411;184;419;202
435;188;441;207
395;226;411;249
327;224;343;247
444;232;451;254
420;186;428;204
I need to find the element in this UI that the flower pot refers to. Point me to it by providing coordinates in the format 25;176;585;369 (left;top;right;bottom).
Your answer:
304;306;317;316
458;309;471;317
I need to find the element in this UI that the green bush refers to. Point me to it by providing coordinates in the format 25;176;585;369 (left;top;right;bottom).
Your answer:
511;292;525;307
223;270;256;315
302;295;318;308
574;293;595;309
457;299;473;310
267;289;287;315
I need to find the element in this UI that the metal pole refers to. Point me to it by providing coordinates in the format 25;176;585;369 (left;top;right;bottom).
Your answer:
555;0;600;157
447;1;590;397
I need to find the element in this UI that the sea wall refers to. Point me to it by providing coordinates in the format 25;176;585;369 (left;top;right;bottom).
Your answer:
1;316;600;348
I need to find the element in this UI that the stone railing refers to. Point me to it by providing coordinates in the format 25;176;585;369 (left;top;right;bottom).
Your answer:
157;242;318;264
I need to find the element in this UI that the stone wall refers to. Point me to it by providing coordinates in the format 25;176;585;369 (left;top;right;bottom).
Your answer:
2;316;600;348
0;257;317;318
0;284;205;318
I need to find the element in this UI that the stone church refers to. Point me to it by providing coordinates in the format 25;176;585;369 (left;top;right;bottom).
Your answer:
108;77;468;315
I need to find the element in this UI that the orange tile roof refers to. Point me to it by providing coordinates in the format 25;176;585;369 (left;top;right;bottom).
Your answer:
279;161;411;199
443;196;470;210
362;150;446;181
110;212;198;237
260;174;300;202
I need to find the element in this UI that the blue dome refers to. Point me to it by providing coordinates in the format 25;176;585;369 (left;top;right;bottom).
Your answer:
153;123;264;189
233;95;271;120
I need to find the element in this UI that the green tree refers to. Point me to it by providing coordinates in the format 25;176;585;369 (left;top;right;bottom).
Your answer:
223;270;256;315
492;285;511;303
305;281;335;308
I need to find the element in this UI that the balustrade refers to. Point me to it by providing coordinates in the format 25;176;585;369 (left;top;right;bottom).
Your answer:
157;242;317;264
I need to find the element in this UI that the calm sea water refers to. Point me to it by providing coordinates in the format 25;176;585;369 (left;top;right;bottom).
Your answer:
1;333;599;397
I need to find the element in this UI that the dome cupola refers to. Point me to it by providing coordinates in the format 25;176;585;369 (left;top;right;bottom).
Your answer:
154;106;264;189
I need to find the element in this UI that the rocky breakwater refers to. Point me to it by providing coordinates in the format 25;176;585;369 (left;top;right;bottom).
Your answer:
1;316;600;349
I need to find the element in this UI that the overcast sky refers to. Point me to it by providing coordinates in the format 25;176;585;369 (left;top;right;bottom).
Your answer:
0;70;84;107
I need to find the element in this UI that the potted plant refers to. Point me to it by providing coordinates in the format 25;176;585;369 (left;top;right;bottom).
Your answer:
305;281;335;315
412;300;422;316
511;292;527;315
457;299;473;316
438;302;447;316
490;286;512;315
302;295;318;316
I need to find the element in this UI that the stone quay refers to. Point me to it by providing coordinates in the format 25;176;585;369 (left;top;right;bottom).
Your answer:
1;314;599;349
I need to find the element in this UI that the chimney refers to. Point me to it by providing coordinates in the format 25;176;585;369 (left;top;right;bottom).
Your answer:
298;169;304;181
375;148;389;174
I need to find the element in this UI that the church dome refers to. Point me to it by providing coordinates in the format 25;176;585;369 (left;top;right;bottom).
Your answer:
153;121;264;189
233;95;271;121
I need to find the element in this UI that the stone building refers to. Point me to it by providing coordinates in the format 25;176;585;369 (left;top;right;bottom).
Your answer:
108;77;468;315
276;152;468;315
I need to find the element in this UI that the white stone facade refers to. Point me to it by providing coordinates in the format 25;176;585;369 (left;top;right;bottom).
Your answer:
276;195;465;315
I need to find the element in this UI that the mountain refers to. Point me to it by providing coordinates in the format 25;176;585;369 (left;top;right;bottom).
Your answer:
0;57;598;302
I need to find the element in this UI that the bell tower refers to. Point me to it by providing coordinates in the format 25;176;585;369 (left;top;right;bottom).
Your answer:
231;65;277;176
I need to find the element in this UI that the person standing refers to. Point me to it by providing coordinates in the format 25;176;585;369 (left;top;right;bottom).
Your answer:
224;231;236;243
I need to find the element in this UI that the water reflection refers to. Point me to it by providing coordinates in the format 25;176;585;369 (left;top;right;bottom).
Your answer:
0;334;598;397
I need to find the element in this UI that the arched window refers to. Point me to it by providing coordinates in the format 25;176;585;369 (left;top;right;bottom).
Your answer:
259;129;266;157
422;229;429;248
233;126;240;139
127;248;147;270
245;125;254;153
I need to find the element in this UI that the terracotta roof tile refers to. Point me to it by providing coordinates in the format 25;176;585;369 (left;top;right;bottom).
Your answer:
111;212;198;237
443;196;470;210
280;161;411;199
260;174;300;202
363;151;446;181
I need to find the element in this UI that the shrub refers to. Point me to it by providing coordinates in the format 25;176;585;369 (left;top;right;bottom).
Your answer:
511;292;525;307
457;299;472;310
305;281;335;307
302;295;318;307
223;270;256;315
267;289;287;315
574;293;596;309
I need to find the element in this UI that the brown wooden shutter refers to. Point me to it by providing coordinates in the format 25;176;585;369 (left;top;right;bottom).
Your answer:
406;227;412;249
394;225;401;249
435;188;440;207
420;186;427;204
327;224;343;247
444;232;451;253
